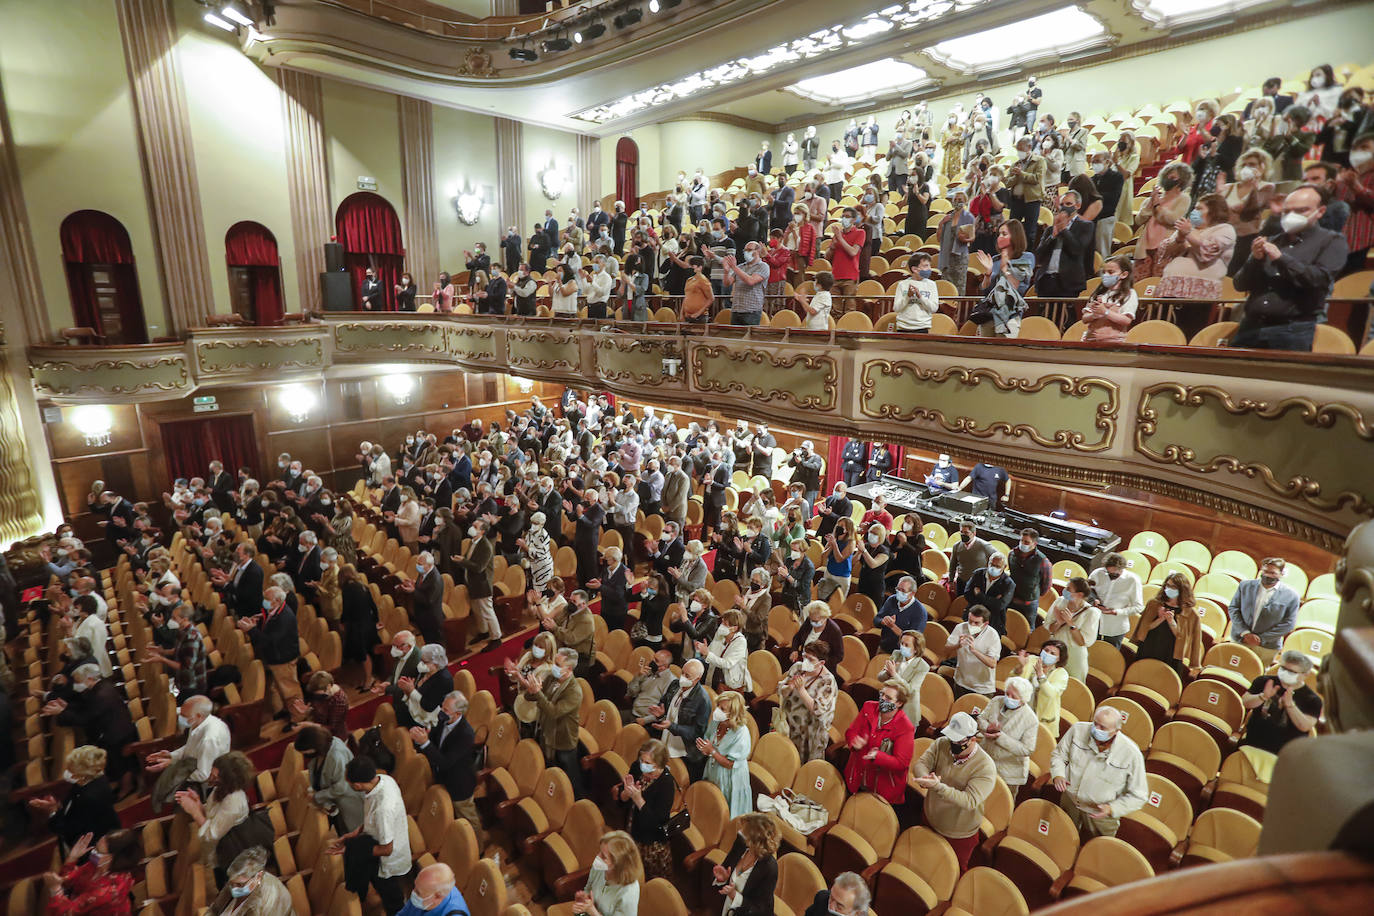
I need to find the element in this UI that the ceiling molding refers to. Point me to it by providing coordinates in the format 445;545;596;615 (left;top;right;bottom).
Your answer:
661;111;777;134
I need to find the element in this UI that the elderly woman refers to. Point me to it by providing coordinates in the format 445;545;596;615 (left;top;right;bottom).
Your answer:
315;546;342;622
879;630;929;724
29;745;120;853
788;600;845;674
294;670;349;738
521;510;554;591
779;641;837;762
394;487;422;552
1018;639;1069;728
672;587;721;664
1223;148;1277;274
699;691;754;819
295;724;363;832
777;538;815;613
1132;573;1203;678
399;643;454;729
613;740;676;879
43;829;141;916
670;539;709;605
712;813;779;916
208;846;293;915
508;631;558;739
551;830;643;916
1157;193;1236;300
699;609;752;693
975;676;1040;793
736;567;773;652
1133;162;1193;281
178;751;254;879
843;680;915;803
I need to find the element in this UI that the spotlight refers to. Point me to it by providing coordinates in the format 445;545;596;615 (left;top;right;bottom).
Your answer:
542;36;573;52
582;22;606;40
613;8;643;29
509;46;538;61
573;30;582;43
220;4;254;26
649;0;660;11
203;12;235;31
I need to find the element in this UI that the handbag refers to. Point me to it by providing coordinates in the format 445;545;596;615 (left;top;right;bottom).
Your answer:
968;290;996;325
663;807;691;838
756;788;829;834
769;705;791;740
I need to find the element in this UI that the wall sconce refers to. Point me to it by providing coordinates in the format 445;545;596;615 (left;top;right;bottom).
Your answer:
451;182;495;226
71;405;113;447
277;383;316;424
538;161;572;200
515;377;534;393
381;372;416;405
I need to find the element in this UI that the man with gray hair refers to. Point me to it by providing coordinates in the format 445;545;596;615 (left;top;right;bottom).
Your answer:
803;871;871;916
285;529;322;605
456;519;499;646
875;576;927;654
660;455;691;529
1239;649;1322;754
208;846;291;915
145;694;230;807
238;585;302;718
1051;705;1148;838
409;690;481;833
1033;187;1094;297
647;656;711;780
399;549;445;648
517;646;585;797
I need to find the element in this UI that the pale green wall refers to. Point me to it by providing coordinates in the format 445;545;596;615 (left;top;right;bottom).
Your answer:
323;81;404;215
432;105;499;272
172;5;298;316
658;120;770;188
522;123;581;239
0;0;168;338
600;123;661;205
784;6;1374;151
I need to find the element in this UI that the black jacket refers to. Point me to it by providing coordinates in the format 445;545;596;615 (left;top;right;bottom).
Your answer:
1033;217;1095;294
417;712;477;801
48;776;121;851
56;678;137;754
221;560;264;619
655;680;711;766
721;837;778;916
788;451;823;492
249;606;299;666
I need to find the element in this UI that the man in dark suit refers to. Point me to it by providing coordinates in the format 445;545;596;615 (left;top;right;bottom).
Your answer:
360;267;382;310
646;658;711;780
212;542;264;619
647;521;685;580
1033;189;1096;297
701;452;729;531
501;227;522;274
482;265;509;316
448;452;472;493
750;423;777;480
456;519;499;646
841;440;866;487
101;491;137;547
52;663;138;786
409;691;480;831
802;873;872;916
567;488;605;587
542;210;559;248
208;460;235;513
402;551;446;648
284;531;323;606
787;441;823;509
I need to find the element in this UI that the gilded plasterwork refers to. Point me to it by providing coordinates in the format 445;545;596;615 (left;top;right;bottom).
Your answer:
690;344;837;410
195;338;324;373
446;326;497;362
32;357;190;397
333;322;448;355
507;330;578;371
1136;383;1374;514
595;336;683;388
859;361;1119;452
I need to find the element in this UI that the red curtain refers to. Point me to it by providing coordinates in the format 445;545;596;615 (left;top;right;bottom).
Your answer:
159;414;259;485
824;436;851;494
60;210;145;339
615;138;639;212
225;222;284;325
335;192;405;310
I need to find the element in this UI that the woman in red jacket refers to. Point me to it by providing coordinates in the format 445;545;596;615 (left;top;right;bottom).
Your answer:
44;829;140;916
843;681;916;803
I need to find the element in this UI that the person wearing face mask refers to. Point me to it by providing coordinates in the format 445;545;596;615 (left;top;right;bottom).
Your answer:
42;828;142;916
606;740;677;880
774;538;815;613
779;643;837;762
688;692;754;821
1232;186;1348;351
1157;192;1237;303
408;689;480;832
1267;105;1317;181
1240;649;1323;755
393;863;468;916
714;239;769;326
936;191;975;294
960;553;1015;636
1078;254;1139;343
206;846;292;915
1133;162;1194;281
1050;706;1148;838
360;266;382;310
1006;135;1048;249
825;207;866;312
945;606;1000;699
514;647;586;796
143;599;208;698
1335;131;1374;276
1045;576;1100;682
511;261;538;315
1033;188;1095;297
1017;639;1068;727
1132;573;1202;677
237;586;302;720
1004;527;1052;626
974;675;1038;795
948;519;991;593
869;570;922;651
892;254;940;332
143;694;230;809
697;609;752;692
843;680;915;803
913;711;996;869
27;745;120;854
1227;557;1303;665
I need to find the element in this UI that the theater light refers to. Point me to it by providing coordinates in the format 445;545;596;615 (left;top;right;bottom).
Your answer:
582;22;607;40
203;12;236;31
71;405;113;448
648;0;660;12
277;384;316;424
509;47;538;61
380;373;416;405
543;36;573;53
220;4;254;26
613;8;643;29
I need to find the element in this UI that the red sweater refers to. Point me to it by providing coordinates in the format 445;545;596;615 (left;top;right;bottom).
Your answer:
764;243;792;283
843;701;915;802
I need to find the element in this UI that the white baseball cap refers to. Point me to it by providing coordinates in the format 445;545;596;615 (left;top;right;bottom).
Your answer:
941;712;978;743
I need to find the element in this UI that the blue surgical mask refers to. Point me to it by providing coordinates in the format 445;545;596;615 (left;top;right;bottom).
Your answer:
1188;209;1204;228
1091;725;1114;743
1039;650;1057;667
1003;697;1021;710
898;645;914;659
1099;273;1120;288
1163;586;1180;600
918;268;932;279
230;883;256;899
261;599;272;610
841;217;854;229
409;892;430;908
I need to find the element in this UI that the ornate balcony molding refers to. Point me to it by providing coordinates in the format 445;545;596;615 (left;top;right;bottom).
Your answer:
26;315;1374;549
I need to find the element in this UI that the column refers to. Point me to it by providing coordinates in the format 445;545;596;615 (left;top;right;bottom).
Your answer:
0;325;49;545
576;134;601;216
116;0;215;331
398;97;438;286
276;69;332;313
494;117;524;236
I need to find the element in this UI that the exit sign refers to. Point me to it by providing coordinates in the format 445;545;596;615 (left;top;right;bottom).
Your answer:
193;395;218;413
357;176;378;190
193;396;216;406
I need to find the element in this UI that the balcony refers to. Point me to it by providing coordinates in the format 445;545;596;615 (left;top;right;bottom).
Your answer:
27;313;1374;549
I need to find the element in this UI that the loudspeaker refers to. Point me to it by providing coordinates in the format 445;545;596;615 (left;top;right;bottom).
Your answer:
323;241;345;273
320;272;353;311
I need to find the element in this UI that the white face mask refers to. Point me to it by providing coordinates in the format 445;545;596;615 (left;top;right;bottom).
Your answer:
679;675;694;688
1277;668;1303;687
591;857;609;872
800;659;818;674
712;708;728;723
391;645;408;658
968;623;985;636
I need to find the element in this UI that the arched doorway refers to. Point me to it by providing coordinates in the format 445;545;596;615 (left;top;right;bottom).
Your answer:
334;192;405;310
224;221;284;325
59;210;148;344
615;137;639;212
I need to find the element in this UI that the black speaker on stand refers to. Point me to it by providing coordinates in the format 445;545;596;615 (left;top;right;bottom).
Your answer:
320;272;353;311
323;241;345;273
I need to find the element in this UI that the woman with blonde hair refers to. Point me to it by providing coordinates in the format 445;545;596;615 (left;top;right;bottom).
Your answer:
393;486;422;552
562;830;643;916
521;510;554;590
698;690;753;817
878;629;929;723
1223;147;1277;274
507;630;558;738
29;745;119;853
712;812;779;916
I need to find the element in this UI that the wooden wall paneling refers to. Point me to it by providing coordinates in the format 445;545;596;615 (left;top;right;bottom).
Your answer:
45;404;145;460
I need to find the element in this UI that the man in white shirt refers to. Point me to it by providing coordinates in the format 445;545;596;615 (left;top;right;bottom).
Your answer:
585;255;615;318
1087;553;1144;647
71;576;109;621
945;605;1000;698
145;695;232;805
331;757;411;914
71;595;112;676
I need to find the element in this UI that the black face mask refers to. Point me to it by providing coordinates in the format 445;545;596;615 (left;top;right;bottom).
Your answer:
948;739;970;757
1116;139;1128;151
1161;177;1179;191
1261;575;1280;588
960;532;972;543
1107;571;1121;580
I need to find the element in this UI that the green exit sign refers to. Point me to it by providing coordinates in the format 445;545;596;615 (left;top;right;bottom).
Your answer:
193;396;216;406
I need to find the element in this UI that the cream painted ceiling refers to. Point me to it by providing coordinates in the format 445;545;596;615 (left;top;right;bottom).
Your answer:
243;0;1318;135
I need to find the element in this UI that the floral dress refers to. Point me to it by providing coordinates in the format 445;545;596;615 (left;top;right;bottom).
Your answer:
45;862;134;916
781;662;837;762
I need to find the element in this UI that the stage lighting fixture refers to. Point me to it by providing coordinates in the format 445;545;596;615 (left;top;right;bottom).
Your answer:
582;22;607;40
509;46;538;61
661;0;683;7
613;8;643;29
543;36;573;52
221;4;254;26
203;12;235;31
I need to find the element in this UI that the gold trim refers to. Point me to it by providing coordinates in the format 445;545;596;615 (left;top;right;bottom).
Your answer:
507;330;578;371
595;336;682;387
32;357;190;395
691;344;837;411
859;362;1119;452
1136;383;1374;514
333;322;448;353
195;338;324;372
